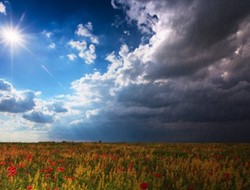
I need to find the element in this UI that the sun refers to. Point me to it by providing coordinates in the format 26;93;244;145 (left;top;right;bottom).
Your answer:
0;26;24;47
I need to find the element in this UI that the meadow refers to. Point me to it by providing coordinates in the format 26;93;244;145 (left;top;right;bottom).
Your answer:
0;142;249;190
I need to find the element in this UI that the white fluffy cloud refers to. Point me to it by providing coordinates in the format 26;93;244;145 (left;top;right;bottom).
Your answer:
76;22;99;44
68;39;96;64
78;44;96;64
68;40;87;52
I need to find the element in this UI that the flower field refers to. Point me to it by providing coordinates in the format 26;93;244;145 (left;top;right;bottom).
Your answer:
0;143;249;190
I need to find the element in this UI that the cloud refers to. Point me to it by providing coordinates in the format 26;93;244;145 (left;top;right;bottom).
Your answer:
0;79;36;113
76;23;99;44
48;0;250;142
67;53;77;61
86;109;100;118
68;39;96;64
111;0;118;9
0;79;12;91
68;40;87;51
48;42;56;49
67;23;99;64
42;30;52;38
50;102;68;113
78;44;96;64
0;2;6;15
23;111;53;123
0;92;35;113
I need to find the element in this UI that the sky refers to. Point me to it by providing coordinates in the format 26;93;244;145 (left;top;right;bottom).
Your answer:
0;0;250;142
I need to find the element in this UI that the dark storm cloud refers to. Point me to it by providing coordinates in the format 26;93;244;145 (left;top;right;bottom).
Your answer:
115;79;250;123
23;111;53;123
187;0;250;48
146;0;250;80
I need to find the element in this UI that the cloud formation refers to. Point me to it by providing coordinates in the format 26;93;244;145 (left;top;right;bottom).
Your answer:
51;0;250;142
67;23;98;64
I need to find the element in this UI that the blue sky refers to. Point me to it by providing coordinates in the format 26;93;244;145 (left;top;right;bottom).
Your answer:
1;0;250;142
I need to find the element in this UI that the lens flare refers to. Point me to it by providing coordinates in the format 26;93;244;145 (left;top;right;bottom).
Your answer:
0;26;24;46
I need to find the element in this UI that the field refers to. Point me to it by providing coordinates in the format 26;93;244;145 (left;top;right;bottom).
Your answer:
0;143;249;190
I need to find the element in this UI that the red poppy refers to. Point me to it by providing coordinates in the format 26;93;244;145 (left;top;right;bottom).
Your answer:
19;163;25;168
57;166;65;172
26;185;33;190
224;172;230;180
27;154;33;160
0;161;5;165
140;182;149;190
7;166;17;177
46;167;53;173
155;173;162;178
50;161;56;166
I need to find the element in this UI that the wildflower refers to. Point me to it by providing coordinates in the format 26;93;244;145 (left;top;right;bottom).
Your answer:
27;154;33;160
224;172;230;180
0;161;5;165
46;167;53;173
128;162;134;168
57;166;65;172
50;161;56;166
26;185;33;190
7;166;17;177
46;173;50;178
19;163;25;168
140;182;149;190
154;173;162;178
